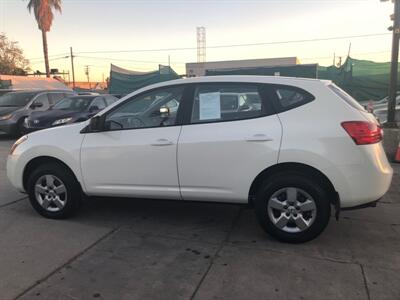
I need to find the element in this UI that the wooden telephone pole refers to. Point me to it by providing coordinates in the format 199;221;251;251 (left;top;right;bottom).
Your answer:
70;47;76;89
385;0;400;127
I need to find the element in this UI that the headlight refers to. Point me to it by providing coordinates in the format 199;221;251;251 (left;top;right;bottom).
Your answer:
0;114;12;121
10;135;28;155
52;117;73;126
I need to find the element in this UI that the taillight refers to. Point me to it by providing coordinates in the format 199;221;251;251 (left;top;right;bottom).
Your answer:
341;121;382;145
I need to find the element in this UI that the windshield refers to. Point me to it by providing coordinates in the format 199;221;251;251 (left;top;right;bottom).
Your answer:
0;92;36;107
53;97;93;111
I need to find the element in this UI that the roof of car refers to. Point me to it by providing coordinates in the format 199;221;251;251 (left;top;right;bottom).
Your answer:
64;94;116;100
66;95;99;100
6;89;73;94
170;75;331;85
119;75;332;100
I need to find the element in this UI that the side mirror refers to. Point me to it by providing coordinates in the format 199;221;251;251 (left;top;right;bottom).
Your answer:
160;106;170;117
88;116;103;132
89;105;99;113
31;101;43;109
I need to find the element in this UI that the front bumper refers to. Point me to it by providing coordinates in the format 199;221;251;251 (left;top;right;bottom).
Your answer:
7;153;25;192
0;120;17;135
23;126;43;133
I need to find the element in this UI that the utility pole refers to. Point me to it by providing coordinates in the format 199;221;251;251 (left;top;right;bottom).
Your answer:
384;0;400;127
347;42;352;58
84;65;91;89
70;47;76;89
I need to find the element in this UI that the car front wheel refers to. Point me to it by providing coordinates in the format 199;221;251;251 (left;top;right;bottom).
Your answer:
27;163;81;219
254;172;331;243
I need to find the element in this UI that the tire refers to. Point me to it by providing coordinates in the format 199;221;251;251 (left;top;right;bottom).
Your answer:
27;162;82;219
254;171;331;243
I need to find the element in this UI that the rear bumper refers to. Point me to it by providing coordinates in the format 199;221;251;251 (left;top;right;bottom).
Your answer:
341;199;380;211
332;143;393;209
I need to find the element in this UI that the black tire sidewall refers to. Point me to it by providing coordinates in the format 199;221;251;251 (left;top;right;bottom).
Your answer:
254;172;331;243
27;163;81;219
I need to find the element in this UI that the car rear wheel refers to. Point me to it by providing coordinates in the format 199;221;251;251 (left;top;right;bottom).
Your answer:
27;163;82;219
254;172;331;243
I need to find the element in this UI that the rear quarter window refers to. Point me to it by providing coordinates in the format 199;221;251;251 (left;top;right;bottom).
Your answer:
270;85;315;113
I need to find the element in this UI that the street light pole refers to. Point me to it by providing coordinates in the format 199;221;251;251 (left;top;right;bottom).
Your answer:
387;0;400;127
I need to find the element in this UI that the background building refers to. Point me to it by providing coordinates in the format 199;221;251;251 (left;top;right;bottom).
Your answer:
186;57;299;77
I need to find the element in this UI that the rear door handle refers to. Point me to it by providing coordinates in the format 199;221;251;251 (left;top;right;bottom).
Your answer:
245;134;273;142
151;138;174;146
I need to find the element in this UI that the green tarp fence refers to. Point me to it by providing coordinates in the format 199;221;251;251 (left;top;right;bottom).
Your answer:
318;57;400;102
206;57;398;102
109;64;179;95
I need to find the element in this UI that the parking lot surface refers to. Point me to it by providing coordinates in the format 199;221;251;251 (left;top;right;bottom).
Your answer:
0;137;399;300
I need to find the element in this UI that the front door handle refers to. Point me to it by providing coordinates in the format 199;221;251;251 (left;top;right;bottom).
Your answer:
151;138;174;146
245;134;273;142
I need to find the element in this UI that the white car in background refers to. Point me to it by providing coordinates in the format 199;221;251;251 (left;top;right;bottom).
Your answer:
373;105;400;125
7;76;393;243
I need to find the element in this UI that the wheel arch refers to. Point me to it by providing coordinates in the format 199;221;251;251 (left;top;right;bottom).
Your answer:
23;156;82;192
248;162;339;208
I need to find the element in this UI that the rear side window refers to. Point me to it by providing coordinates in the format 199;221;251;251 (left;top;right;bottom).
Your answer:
271;85;315;112
328;84;366;112
48;93;66;105
191;84;264;124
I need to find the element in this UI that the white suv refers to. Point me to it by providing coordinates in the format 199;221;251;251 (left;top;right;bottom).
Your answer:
7;76;393;243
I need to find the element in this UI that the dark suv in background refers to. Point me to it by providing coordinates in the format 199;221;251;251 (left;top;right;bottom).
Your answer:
24;94;119;132
0;90;74;136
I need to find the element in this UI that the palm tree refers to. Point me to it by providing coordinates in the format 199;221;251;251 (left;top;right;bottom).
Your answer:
26;0;62;77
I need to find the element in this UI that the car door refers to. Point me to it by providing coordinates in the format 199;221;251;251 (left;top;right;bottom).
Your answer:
80;85;186;199
177;82;282;203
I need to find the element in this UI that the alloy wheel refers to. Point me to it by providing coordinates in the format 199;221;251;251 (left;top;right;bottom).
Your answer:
34;175;67;212
267;187;317;233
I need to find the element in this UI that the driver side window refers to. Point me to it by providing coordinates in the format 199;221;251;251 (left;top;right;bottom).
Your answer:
33;94;50;111
105;86;184;130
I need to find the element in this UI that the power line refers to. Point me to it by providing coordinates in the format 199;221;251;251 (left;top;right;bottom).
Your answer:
28;53;69;61
74;32;390;55
29;56;70;64
76;55;168;64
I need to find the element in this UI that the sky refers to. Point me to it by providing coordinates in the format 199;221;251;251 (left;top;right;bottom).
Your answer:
0;0;396;82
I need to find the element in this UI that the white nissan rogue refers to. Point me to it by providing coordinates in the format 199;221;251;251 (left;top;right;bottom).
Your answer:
7;76;393;243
